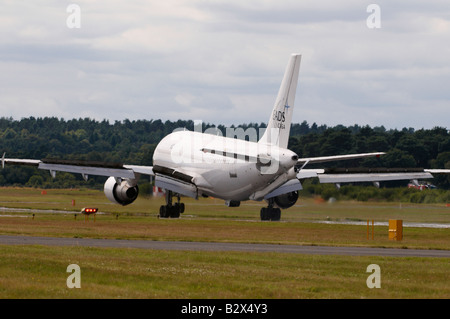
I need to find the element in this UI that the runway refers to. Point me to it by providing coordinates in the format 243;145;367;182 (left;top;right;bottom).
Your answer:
0;235;449;257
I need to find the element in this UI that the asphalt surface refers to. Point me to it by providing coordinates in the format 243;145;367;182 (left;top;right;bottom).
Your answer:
0;235;449;257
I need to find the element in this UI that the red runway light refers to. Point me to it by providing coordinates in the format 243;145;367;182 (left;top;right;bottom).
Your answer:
81;207;98;215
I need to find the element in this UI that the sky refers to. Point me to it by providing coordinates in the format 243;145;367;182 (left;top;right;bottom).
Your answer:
0;0;449;130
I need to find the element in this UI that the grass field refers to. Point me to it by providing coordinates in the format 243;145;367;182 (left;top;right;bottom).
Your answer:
0;187;449;299
1;245;449;299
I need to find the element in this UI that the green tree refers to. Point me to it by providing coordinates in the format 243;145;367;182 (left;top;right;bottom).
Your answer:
26;175;44;187
382;149;416;168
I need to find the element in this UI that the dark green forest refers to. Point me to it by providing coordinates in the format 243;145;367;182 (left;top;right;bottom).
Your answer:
0;117;449;193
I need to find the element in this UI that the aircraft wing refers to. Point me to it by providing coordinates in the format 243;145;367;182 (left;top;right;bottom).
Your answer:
266;166;439;200
2;156;154;180
295;151;439;184
297;168;435;184
296;152;450;184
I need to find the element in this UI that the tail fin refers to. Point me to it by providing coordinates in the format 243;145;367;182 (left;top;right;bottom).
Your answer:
259;54;301;148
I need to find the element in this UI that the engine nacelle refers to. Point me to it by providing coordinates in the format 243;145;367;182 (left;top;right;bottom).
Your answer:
273;191;299;209
104;176;139;206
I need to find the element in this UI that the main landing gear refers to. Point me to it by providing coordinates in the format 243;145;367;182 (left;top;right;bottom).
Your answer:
260;198;281;221
159;190;185;218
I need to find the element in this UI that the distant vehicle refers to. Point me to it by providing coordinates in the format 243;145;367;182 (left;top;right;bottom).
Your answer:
408;181;437;190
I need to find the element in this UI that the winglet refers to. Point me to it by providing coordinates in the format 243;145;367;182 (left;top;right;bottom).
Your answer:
1;153;5;169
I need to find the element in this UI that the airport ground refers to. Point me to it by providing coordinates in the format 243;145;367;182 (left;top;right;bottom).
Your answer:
0;187;448;298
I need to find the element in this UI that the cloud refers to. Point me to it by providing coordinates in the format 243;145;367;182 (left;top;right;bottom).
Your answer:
0;1;449;129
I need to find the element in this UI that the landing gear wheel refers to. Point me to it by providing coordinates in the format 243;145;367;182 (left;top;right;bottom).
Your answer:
159;191;185;218
174;202;185;215
260;207;268;221
171;205;181;218
159;205;181;218
272;208;281;221
260;207;281;221
159;205;168;218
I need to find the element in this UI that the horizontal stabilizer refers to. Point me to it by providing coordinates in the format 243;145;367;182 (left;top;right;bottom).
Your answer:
297;152;385;166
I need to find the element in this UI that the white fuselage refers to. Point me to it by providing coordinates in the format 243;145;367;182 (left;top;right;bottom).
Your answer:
153;130;298;201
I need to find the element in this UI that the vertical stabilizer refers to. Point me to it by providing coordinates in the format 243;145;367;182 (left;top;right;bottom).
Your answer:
259;54;301;148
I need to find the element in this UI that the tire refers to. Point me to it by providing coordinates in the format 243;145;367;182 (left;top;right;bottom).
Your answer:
159;205;167;218
261;207;281;221
260;207;268;221
170;205;180;218
271;208;281;221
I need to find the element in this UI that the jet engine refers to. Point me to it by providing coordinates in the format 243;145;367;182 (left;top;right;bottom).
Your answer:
104;176;139;206
273;191;299;209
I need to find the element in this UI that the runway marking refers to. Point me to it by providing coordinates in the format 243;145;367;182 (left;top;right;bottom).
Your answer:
0;235;449;258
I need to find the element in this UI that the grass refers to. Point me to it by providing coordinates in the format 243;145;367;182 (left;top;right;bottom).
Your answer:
0;245;449;299
0;187;449;298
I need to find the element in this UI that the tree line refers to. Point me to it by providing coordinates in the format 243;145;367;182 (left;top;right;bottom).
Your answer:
0;117;449;190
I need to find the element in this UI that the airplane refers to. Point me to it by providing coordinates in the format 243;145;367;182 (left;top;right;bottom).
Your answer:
3;54;449;221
